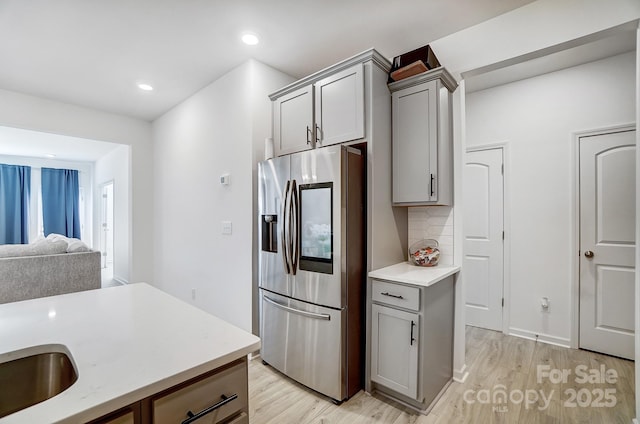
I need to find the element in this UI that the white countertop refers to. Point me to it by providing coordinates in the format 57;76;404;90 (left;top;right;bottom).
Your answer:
0;283;260;423
368;262;460;287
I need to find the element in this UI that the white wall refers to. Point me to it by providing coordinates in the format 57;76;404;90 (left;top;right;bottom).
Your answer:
248;62;296;335
152;59;292;332
432;0;640;77
407;207;454;266
95;145;131;283
0;154;93;245
0;88;153;283
465;52;636;345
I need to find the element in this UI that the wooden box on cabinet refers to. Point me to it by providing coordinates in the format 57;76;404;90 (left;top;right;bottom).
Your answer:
388;68;457;206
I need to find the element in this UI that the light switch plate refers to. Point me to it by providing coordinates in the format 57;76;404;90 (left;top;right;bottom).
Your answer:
222;221;232;235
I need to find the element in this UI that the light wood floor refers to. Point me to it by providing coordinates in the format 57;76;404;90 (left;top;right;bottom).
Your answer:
248;326;635;423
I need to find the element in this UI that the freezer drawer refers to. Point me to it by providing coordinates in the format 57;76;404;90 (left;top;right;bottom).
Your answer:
260;290;345;401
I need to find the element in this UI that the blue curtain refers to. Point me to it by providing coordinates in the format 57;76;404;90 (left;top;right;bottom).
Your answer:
0;164;31;244
42;167;81;238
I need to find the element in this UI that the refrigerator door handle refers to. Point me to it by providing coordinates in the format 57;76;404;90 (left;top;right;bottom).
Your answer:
281;180;291;274
290;179;299;275
263;295;331;321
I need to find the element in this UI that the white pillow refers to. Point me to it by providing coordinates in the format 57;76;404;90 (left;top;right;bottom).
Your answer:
66;239;90;253
45;233;90;253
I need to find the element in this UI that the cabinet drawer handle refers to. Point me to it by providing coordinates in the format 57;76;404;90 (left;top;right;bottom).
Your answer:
181;393;238;424
380;292;403;300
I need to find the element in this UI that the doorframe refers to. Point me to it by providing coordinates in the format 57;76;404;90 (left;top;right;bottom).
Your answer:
99;180;115;272
570;123;636;349
465;142;511;334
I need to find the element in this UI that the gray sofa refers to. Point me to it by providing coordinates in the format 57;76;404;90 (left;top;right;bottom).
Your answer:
0;237;101;304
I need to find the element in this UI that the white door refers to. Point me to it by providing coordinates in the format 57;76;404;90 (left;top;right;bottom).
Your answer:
579;129;636;360
464;148;504;331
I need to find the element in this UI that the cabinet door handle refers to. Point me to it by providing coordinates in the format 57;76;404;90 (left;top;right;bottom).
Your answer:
430;173;435;197
410;320;416;346
181;393;238;424
306;126;312;145
316;124;321;144
380;292;403;299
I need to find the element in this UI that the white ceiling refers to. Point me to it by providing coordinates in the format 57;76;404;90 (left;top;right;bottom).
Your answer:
0;126;122;162
0;0;537;123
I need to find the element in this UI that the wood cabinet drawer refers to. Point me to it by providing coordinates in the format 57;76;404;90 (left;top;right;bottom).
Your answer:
225;412;248;424
152;360;247;424
372;280;420;311
88;404;140;424
101;411;135;424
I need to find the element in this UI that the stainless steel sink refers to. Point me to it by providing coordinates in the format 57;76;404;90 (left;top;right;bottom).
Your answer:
0;348;78;418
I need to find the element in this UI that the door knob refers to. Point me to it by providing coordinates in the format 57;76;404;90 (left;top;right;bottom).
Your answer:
584;250;594;258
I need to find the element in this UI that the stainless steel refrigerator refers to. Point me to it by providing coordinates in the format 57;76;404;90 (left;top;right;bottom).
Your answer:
258;144;365;402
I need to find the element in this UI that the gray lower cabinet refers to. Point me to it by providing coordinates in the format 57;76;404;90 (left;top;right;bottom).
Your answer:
370;277;454;413
371;303;419;398
89;358;248;424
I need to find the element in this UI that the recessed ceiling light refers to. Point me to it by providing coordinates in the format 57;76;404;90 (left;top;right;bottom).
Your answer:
137;83;154;91
241;33;259;45
45;153;56;158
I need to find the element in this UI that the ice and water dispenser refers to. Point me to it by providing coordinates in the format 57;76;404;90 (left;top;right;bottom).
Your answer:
261;215;277;253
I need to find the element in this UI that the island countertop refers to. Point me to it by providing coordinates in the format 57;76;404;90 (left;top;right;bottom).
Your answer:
0;283;260;423
368;262;460;287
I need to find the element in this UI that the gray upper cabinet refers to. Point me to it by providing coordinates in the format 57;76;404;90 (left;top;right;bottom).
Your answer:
389;68;457;206
271;63;364;156
314;64;364;148
273;84;315;156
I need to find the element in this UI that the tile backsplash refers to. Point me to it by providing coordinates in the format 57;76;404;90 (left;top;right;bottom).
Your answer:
407;206;454;266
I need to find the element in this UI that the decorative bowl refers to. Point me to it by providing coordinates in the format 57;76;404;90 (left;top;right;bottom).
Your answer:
409;239;440;267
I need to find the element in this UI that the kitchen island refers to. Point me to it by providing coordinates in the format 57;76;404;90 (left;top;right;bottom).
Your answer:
0;283;260;423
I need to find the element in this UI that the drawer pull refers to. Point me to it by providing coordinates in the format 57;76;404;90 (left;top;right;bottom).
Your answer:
181;393;238;424
381;292;404;300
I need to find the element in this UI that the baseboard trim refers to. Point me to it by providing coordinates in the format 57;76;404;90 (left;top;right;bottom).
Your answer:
112;277;128;285
454;364;468;383
631;418;638;424
509;327;571;348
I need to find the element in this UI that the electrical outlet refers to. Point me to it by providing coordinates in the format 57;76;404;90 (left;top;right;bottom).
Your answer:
222;221;232;235
541;297;550;312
